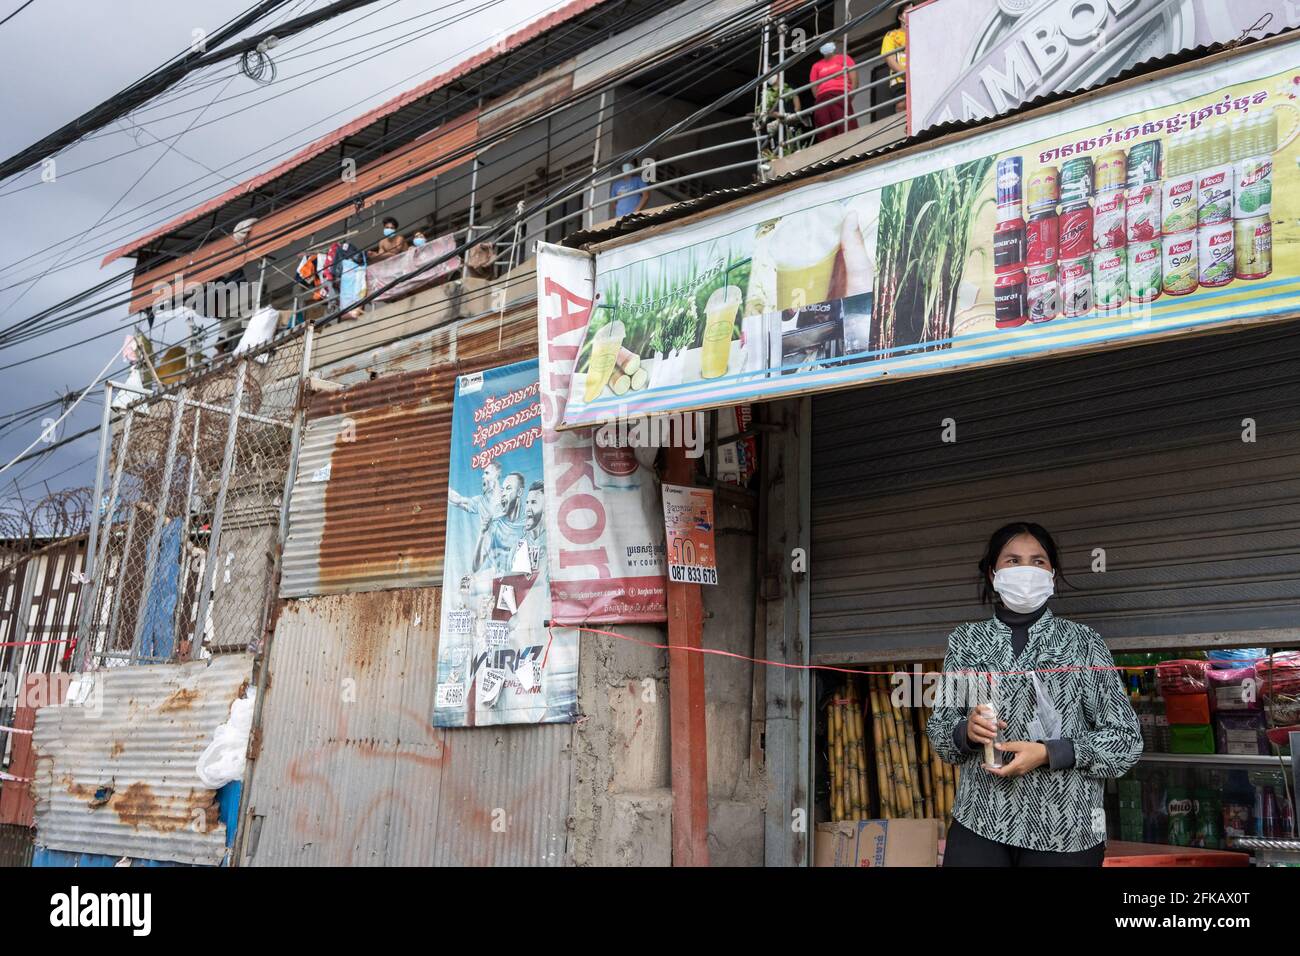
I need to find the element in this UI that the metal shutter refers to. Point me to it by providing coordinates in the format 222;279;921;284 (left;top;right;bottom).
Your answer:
810;320;1300;663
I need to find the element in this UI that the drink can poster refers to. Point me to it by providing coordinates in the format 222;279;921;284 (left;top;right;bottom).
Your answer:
662;484;718;586
432;359;578;727
558;36;1300;429
535;243;668;624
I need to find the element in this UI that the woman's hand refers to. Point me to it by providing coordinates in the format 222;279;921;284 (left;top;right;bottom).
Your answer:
985;741;1049;777
965;705;1006;746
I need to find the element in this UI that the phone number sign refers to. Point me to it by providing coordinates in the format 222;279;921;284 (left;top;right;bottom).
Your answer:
662;483;718;586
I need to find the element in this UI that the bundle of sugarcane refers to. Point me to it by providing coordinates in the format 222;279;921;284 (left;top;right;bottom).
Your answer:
868;674;893;817
918;658;957;827
826;680;870;822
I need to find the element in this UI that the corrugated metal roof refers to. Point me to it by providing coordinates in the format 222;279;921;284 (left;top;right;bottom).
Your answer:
280;345;535;600
103;0;610;266
244;589;572;866
31;655;254;866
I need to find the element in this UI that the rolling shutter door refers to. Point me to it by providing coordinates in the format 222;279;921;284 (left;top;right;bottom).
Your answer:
810;320;1300;663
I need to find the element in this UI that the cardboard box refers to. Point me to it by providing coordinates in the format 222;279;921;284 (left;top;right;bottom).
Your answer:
814;819;940;867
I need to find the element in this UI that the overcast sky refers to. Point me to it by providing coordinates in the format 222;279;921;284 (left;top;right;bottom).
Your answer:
0;0;560;515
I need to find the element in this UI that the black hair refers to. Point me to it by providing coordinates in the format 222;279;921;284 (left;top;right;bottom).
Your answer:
528;480;545;492
383;216;398;228
977;521;1067;605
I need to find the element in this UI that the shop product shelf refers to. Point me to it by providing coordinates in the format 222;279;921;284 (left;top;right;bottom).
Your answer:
1137;752;1291;768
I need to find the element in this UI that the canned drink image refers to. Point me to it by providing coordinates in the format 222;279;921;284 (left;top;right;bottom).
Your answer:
1125;184;1161;243
1234;215;1272;279
1161;233;1198;295
1058;202;1093;259
1093;250;1127;310
1095;151;1128;192
993;217;1026;272
1196;166;1233;226
996;157;1024;209
1161;173;1197;235
1197;222;1235;287
1026;213;1058;265
1125;140;1162;187
1060;157;1094;205
1027;263;1060;323
1233;155;1273;219
1127;240;1162;303
1060;255;1093;316
1026;166;1060;216
1093;190;1127;251
994;269;1028;328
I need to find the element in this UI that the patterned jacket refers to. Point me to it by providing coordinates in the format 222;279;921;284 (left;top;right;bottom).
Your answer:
926;609;1143;853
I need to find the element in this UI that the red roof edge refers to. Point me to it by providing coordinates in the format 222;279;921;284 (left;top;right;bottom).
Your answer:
102;0;608;267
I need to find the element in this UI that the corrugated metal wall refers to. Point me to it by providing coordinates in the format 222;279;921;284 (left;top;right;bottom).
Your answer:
809;321;1300;663
242;588;573;866
31;655;254;866
280;347;535;599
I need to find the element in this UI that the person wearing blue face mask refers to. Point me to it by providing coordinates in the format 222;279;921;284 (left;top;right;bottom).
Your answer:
412;230;428;247
926;521;1142;866
373;216;407;261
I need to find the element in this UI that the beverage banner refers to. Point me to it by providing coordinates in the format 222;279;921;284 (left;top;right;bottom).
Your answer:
904;0;1293;135
535;243;669;623
432;358;579;727
559;39;1300;428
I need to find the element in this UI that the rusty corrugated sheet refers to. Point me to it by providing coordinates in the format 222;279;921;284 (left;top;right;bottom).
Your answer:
279;346;534;599
31;655;254;866
103;0;611;266
0;823;34;868
125;113;479;312
243;589;572;866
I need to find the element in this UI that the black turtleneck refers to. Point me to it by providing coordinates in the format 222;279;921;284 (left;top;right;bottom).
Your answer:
995;602;1048;660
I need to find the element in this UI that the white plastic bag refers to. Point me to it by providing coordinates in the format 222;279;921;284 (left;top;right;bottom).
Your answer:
1026;670;1063;741
195;691;256;788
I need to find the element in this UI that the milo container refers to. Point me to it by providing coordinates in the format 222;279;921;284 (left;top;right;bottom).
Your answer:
1127;240;1162;303
1095;150;1127;193
1027;263;1060;323
1093;189;1127;251
1196;166;1233;226
1197;222;1235;288
1161;232;1198;295
1125;184;1161;243
1234;215;1272;279
1060;255;1093;316
994;269;1028;328
1060;157;1094;205
1093;250;1127;310
1125;140;1162;187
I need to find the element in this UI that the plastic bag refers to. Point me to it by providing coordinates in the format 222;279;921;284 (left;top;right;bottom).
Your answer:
1026;670;1062;741
195;691;256;788
1157;659;1210;695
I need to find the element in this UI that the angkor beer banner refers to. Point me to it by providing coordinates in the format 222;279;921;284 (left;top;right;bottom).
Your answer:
905;0;1292;135
432;358;579;727
559;37;1300;427
535;243;668;623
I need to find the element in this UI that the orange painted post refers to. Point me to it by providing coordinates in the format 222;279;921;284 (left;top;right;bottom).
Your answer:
663;445;710;866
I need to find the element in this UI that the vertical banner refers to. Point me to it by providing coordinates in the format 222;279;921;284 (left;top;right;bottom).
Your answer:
536;243;668;623
432;359;578;727
662;484;718;586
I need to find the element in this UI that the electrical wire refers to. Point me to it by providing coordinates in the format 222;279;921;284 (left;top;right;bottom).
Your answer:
0;0;36;29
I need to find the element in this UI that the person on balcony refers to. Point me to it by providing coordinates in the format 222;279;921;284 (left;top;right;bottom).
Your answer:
881;16;907;114
609;162;649;219
810;42;858;143
372;216;408;261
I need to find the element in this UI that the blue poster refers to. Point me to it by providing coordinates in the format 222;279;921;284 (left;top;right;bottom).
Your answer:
432;359;579;727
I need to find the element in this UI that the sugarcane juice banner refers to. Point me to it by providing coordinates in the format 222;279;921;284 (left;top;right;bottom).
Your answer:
557;37;1300;428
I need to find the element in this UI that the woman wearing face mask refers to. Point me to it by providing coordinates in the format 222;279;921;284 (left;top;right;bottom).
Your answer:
926;522;1142;866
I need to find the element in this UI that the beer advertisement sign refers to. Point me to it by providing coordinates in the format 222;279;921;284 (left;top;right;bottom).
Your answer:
558;37;1300;428
904;0;1294;135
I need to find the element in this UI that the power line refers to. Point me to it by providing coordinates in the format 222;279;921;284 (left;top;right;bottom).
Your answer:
0;0;35;29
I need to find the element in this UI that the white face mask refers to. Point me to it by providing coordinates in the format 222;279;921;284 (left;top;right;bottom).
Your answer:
992;566;1054;613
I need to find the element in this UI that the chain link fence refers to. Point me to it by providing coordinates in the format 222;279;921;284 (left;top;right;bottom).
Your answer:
76;335;308;670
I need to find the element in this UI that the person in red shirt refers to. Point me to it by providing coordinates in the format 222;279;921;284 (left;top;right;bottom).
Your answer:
810;42;858;142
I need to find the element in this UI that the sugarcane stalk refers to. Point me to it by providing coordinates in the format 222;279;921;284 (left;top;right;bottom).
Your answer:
869;677;891;818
